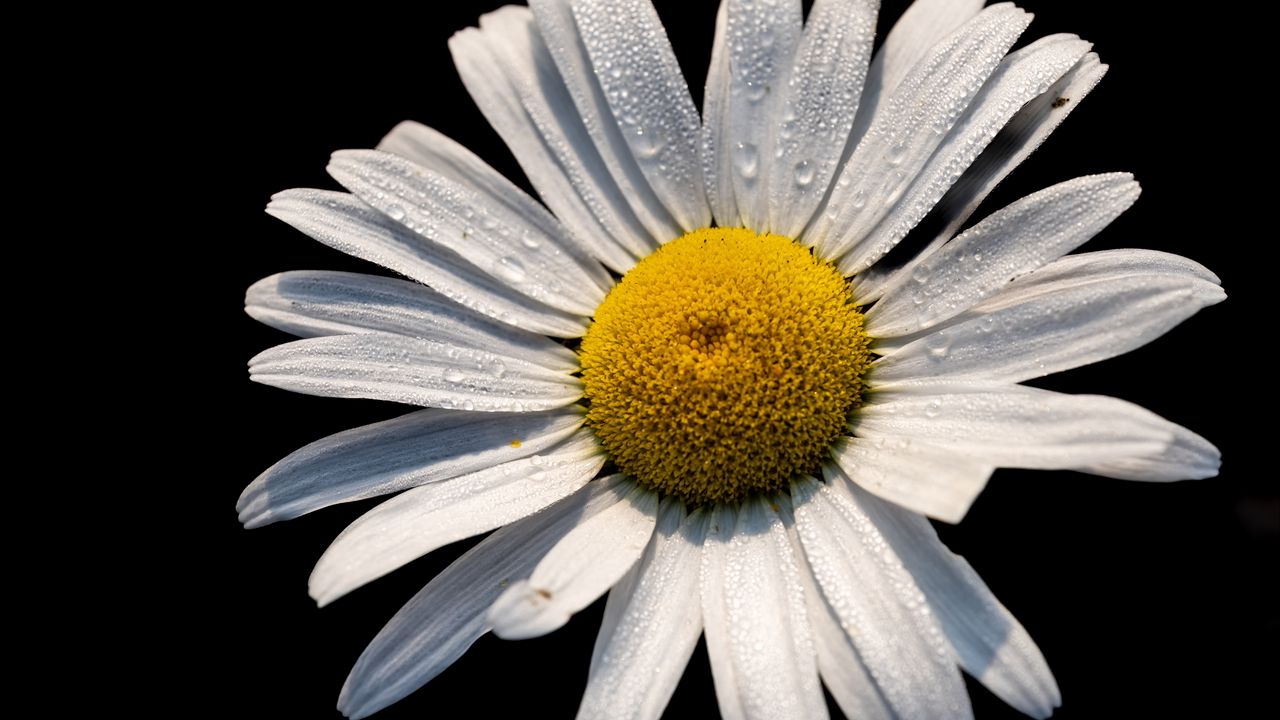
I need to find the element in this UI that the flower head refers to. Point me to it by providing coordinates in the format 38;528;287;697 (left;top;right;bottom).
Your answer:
239;1;1222;718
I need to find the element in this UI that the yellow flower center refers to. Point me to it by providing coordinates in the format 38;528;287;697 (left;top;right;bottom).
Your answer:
579;227;870;505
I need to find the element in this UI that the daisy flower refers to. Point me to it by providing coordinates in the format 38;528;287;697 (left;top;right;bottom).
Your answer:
238;0;1223;718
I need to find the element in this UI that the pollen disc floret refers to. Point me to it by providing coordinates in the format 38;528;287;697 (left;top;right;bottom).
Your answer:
579;227;870;505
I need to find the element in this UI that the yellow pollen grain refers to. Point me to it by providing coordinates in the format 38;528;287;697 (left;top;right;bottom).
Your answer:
579;227;870;505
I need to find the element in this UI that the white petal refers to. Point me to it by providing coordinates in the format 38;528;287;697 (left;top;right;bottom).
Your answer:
873;274;1225;386
373;119;632;272
577;501;705;720
488;478;658;639
448;11;657;272
719;0;804;230
842;481;1061;719
236;408;583;528
867;0;986;104
309;430;605;606
699;506;744;720
831;436;994;524
792;475;971;718
338;478;626;720
592;560;641;676
266;189;585;337
796;545;893;720
867;173;1141;337
767;0;878;236
528;0;684;245
248;332;581;413
829;0;984;197
874;248;1223;354
328;149;607;316
1073;422;1220;482
700;0;740;227
813;5;1031;260
701;497;827;720
842;35;1092;275
855;53;1109;303
245;270;579;372
569;0;712;231
784;496;892;720
855;385;1177;470
978;248;1222;302
376;119;638;275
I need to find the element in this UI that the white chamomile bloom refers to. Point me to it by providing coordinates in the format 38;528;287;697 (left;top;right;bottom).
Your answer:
240;0;1222;718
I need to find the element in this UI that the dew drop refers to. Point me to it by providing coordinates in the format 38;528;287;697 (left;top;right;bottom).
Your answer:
793;159;815;188
925;331;952;359
634;127;663;160
886;141;908;166
442;368;466;383
778;118;797;141
491;256;528;283
735;142;760;179
385;204;406;221
850;188;867;209
489;359;507;378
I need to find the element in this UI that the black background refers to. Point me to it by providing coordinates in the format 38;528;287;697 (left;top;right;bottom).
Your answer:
204;1;1273;717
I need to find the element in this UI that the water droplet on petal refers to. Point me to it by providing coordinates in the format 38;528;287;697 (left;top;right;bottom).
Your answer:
735;142;759;179
793;159;815;188
851;188;867;209
925;331;952;359
887;142;908;166
634;127;663;160
491;256;528;283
